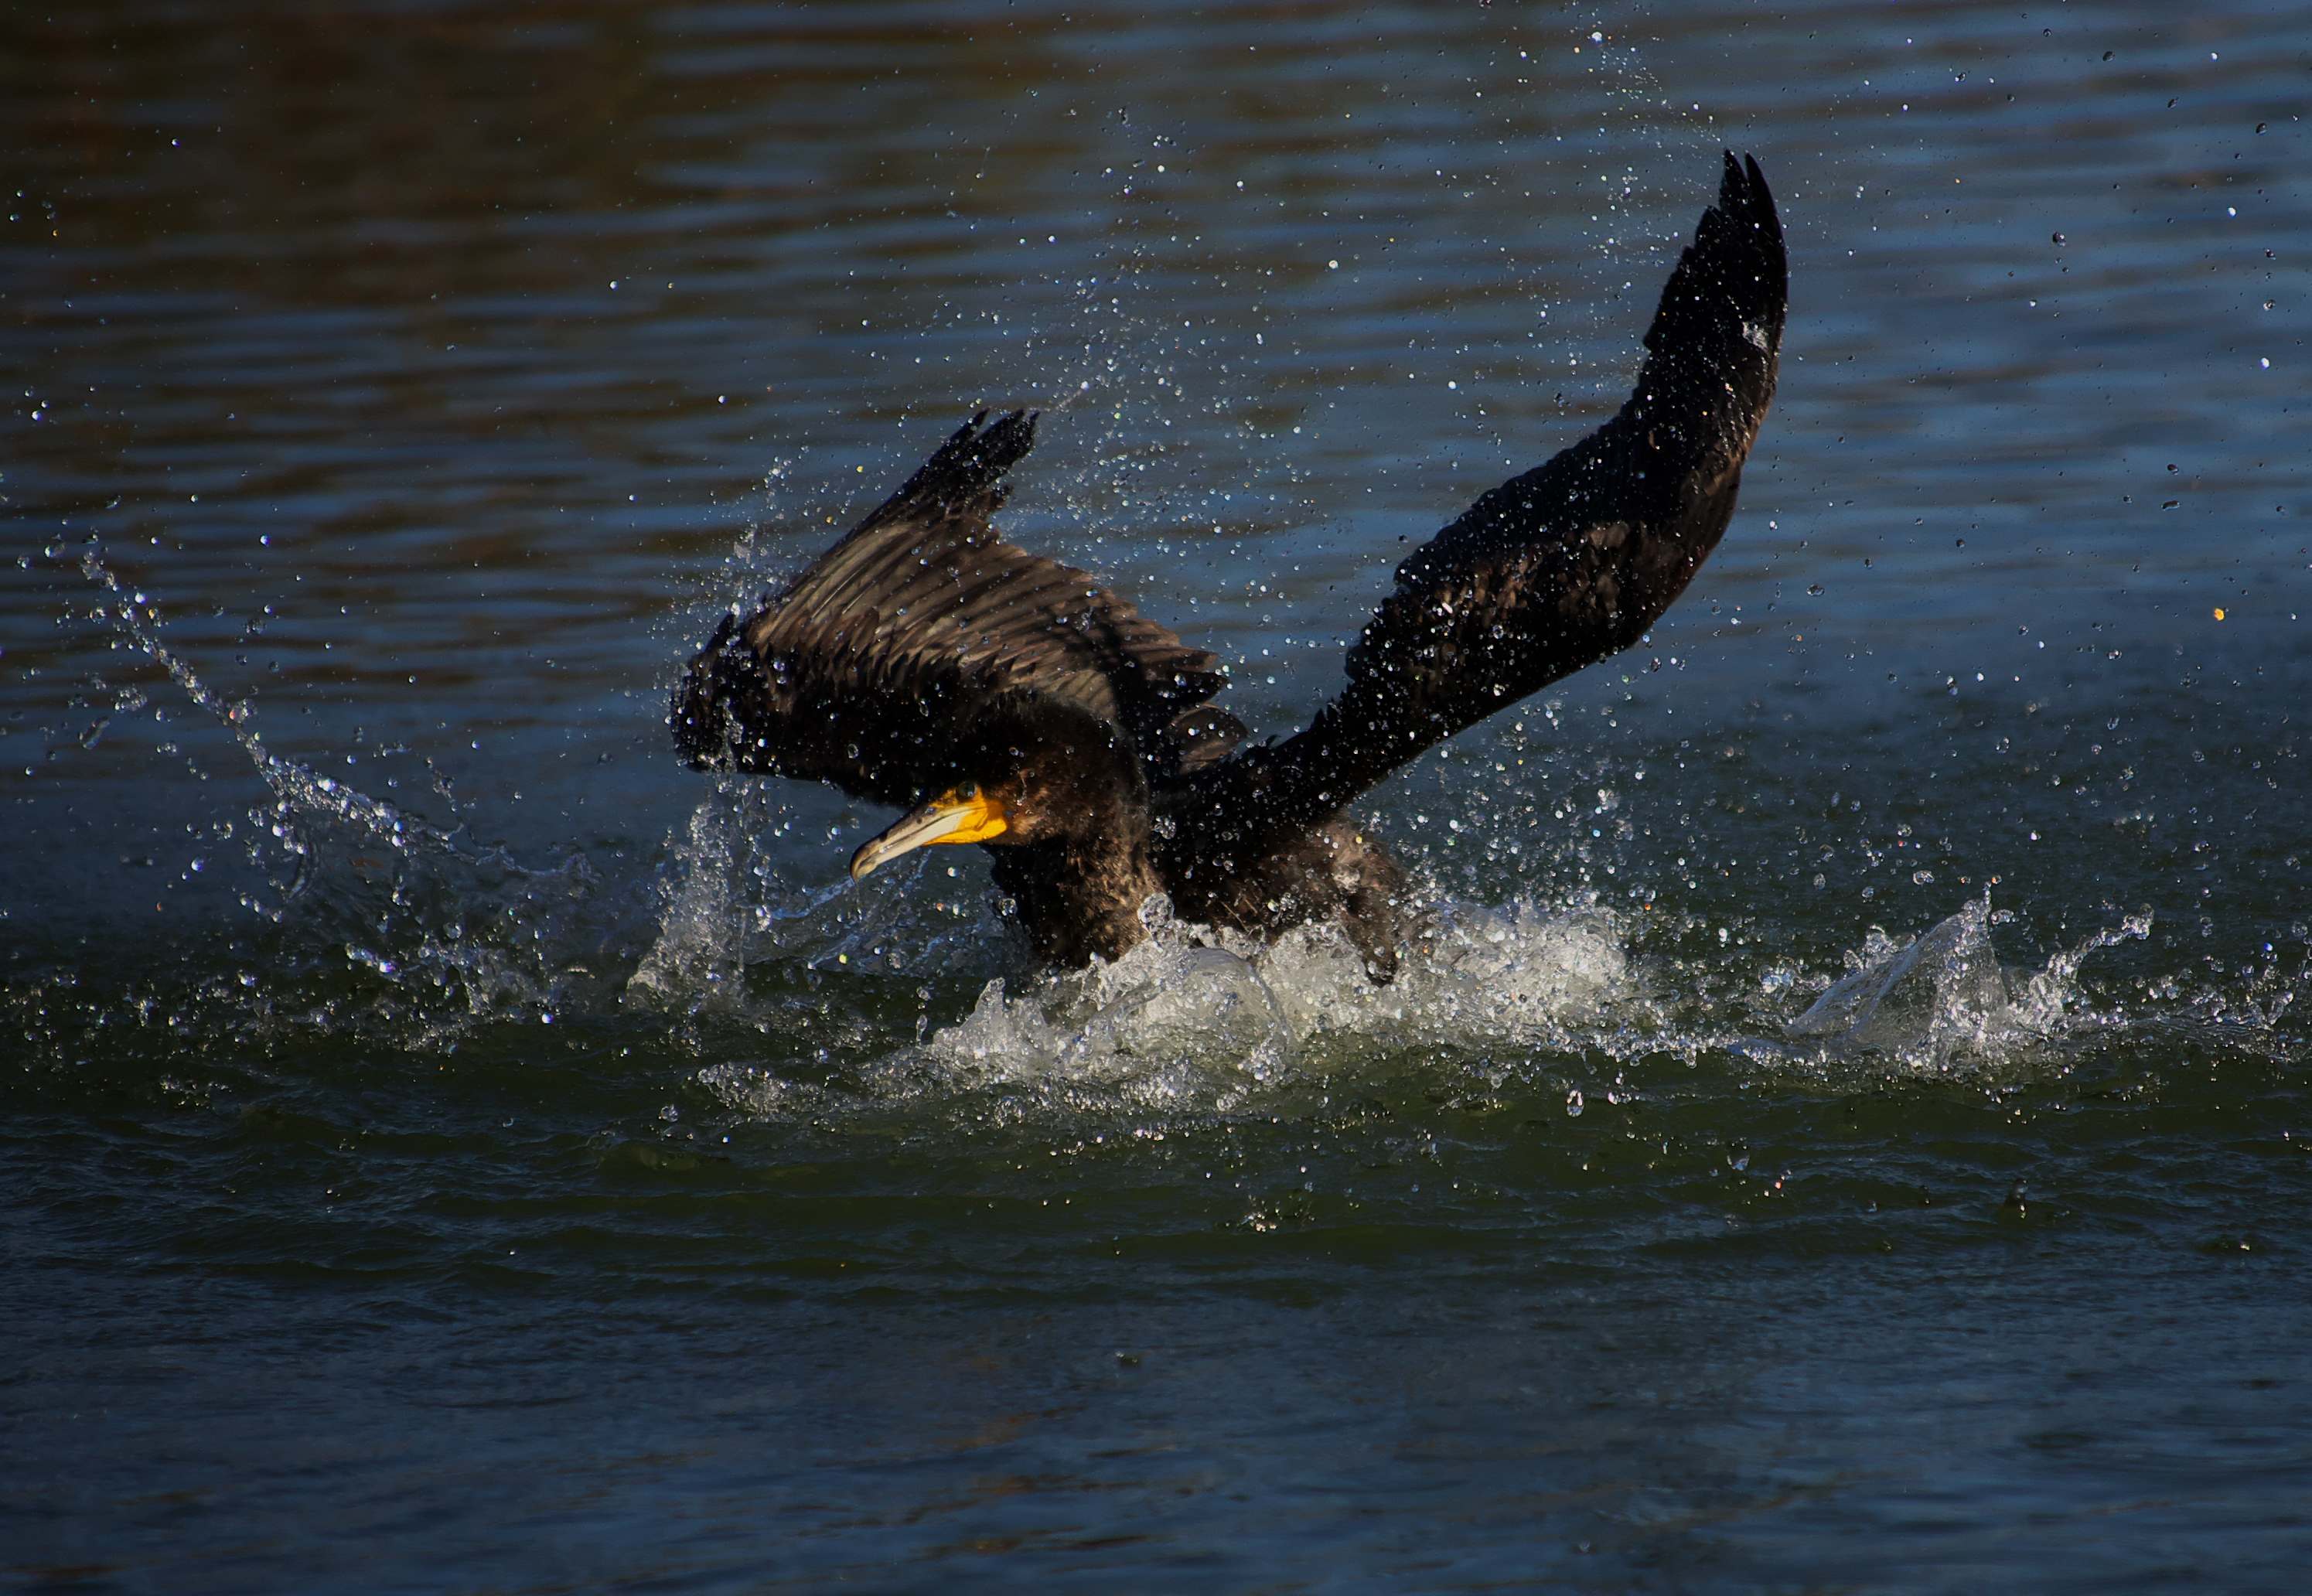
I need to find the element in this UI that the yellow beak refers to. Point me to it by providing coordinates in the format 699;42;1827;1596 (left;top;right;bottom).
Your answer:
849;784;1010;880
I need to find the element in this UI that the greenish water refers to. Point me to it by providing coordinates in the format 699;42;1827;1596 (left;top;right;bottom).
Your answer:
5;1;2309;1589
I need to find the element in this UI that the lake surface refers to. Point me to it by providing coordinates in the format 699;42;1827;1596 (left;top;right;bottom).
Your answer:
5;1;2309;1588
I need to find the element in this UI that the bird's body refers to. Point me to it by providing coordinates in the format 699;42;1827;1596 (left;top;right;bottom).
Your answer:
674;154;1788;982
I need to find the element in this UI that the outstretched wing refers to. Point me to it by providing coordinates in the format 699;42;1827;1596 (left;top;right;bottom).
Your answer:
1194;152;1786;837
672;410;1232;806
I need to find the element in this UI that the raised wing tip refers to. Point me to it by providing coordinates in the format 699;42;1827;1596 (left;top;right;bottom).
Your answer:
940;404;1040;472
954;405;1035;452
1717;151;1779;234
847;406;1043;540
1641;152;1789;361
980;408;1038;466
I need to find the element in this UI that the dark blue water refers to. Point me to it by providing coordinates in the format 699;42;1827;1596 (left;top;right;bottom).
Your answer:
5;2;2310;1589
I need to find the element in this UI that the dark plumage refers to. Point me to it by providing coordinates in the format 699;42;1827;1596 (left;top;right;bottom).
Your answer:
673;152;1788;981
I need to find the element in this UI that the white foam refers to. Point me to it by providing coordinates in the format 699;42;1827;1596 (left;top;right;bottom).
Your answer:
903;893;1636;1107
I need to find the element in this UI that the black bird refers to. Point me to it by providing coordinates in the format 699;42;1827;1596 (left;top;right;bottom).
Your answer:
674;152;1786;981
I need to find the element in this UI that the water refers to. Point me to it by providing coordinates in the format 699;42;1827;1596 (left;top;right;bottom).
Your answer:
5;2;2310;1587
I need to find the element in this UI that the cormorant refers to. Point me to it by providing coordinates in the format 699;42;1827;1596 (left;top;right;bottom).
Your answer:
673;152;1786;982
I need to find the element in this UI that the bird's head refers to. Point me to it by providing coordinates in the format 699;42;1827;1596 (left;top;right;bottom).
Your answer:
847;736;1138;881
848;775;1019;880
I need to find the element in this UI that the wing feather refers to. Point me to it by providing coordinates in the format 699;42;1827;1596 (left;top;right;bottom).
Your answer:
673;410;1230;803
1188;152;1787;837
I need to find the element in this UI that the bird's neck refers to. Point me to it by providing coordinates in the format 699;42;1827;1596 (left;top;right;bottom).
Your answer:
990;825;1166;968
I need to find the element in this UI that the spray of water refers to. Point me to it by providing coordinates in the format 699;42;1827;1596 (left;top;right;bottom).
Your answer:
70;544;610;1038
49;526;2232;1126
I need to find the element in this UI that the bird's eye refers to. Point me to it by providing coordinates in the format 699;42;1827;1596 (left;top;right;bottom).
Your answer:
957;781;978;800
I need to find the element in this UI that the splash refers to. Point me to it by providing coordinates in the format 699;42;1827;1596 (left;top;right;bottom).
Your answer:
925;932;1294;1114
675;864;1641;1123
626;779;786;1006
1778;895;2153;1075
930;895;1632;1082
49;554;2239;1115
77;546;438;882
68;546;609;1038
649;778;2167;1123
